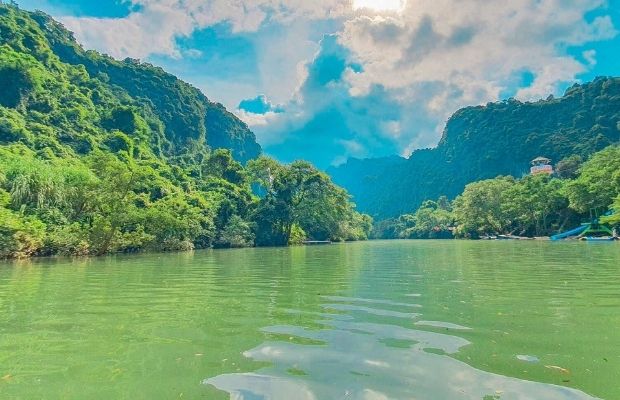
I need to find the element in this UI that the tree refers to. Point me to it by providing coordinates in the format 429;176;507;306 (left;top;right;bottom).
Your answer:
555;155;582;180
0;5;370;258
602;195;620;227
86;152;143;255
402;200;454;239
0;206;45;259
251;161;366;246
247;156;284;197
0;64;37;108
565;146;620;214
453;177;516;237
503;175;569;236
216;215;255;248
203;149;247;185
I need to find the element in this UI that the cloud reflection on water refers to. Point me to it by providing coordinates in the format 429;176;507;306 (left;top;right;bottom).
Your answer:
204;296;598;400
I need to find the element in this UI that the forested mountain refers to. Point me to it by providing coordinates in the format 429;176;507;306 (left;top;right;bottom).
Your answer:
0;4;370;258
0;3;261;162
329;77;620;218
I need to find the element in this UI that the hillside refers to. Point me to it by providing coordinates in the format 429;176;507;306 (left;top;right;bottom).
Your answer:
330;77;620;218
0;4;261;163
0;4;370;258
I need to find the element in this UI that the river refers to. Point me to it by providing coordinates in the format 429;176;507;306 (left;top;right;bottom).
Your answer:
0;241;618;399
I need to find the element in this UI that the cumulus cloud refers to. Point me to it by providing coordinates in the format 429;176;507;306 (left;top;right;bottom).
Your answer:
340;0;617;101
53;0;619;167
60;0;350;59
247;0;617;167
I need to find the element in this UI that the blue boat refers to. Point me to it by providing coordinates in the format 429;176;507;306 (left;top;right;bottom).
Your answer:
581;237;617;242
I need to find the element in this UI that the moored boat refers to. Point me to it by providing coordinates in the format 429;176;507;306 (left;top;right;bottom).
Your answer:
581;237;618;242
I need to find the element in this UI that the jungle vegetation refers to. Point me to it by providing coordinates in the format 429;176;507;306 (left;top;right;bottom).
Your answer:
0;4;371;258
330;77;620;219
374;145;620;239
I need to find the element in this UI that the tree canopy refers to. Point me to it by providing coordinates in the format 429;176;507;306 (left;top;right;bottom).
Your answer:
375;145;620;240
330;77;620;219
0;4;371;258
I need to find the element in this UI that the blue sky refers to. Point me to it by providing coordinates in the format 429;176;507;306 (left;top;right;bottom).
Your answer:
16;0;620;168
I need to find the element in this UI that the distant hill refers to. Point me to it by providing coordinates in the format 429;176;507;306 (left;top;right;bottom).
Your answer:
329;77;620;218
0;4;261;163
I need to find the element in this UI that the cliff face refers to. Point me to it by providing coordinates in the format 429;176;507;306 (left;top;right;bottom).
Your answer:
0;4;261;162
329;77;620;218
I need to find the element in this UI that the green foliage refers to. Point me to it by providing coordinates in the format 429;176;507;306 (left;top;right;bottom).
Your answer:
555;155;583;180
338;212;373;241
203;149;247;185
452;177;516;237
0;63;37;108
0;107;30;143
0;4;368;258
216;215;255;248
288;224;307;245
450;174;573;238
503;175;569;236
379;146;620;239
0;206;45;258
565;145;620;213
602;197;620;226
0;2;261;165
103;131;134;154
331;77;620;219
250;158;371;246
400;198;454;239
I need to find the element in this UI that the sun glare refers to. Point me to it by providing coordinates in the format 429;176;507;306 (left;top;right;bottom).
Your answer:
352;0;406;12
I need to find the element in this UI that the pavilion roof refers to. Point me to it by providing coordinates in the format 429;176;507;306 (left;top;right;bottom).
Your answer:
531;156;551;164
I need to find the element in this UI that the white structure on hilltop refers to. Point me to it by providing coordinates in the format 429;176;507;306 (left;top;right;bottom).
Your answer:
530;157;554;175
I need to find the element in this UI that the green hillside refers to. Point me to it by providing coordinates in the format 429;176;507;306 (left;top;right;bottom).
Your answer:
0;3;261;162
329;77;620;218
0;4;370;258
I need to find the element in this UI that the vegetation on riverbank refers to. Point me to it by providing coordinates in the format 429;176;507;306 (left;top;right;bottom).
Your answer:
374;145;620;239
0;4;371;259
330;77;620;219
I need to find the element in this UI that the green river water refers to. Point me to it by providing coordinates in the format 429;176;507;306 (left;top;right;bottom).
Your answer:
0;241;619;399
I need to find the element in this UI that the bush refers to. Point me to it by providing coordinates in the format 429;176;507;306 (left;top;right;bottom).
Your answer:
216;215;255;248
288;224;307;245
103;131;134;154
0;207;46;258
0;107;30;143
45;223;91;256
0;65;36;108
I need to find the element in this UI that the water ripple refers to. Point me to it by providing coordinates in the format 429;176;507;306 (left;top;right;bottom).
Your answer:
205;298;599;400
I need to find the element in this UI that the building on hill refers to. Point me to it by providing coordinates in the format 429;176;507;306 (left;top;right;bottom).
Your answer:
530;157;554;175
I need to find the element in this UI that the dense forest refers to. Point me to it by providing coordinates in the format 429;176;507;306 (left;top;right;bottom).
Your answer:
330;77;620;219
374;145;620;240
0;4;371;259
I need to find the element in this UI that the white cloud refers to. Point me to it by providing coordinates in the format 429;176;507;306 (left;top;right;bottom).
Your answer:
337;0;618;152
52;0;618;165
61;0;350;59
61;4;195;59
582;49;598;66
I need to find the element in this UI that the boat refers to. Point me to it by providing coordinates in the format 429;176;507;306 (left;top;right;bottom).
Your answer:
551;213;614;241
581;237;618;242
497;235;534;240
551;225;588;241
479;235;497;240
302;241;332;245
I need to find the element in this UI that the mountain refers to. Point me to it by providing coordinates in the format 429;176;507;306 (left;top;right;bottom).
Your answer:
0;4;371;259
329;77;620;218
0;4;261;163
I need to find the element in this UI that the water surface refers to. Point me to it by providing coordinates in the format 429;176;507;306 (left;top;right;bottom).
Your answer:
0;241;618;399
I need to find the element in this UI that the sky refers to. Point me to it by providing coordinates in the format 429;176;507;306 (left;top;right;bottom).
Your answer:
15;0;620;168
